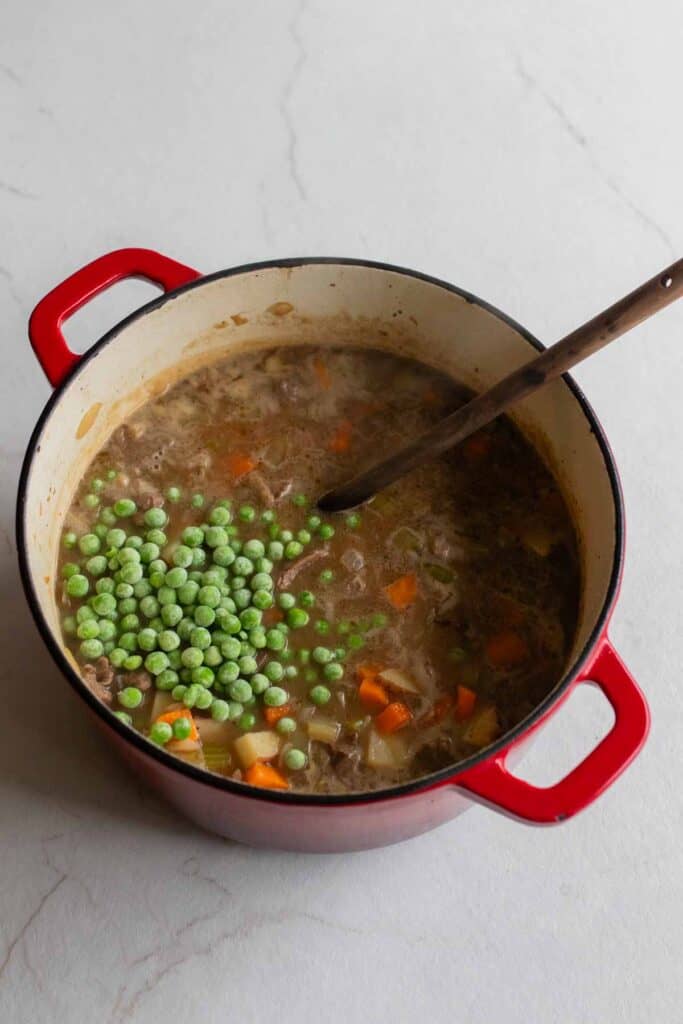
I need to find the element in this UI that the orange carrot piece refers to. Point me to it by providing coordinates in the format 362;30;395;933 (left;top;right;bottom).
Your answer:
485;630;529;668
223;453;257;480
375;701;412;734
383;572;417;610
263;704;292;726
463;432;492;461
245;762;289;790
329;420;352;453
155;708;198;741
313;358;331;390
356;663;383;681
359;678;390;712
454;685;477;721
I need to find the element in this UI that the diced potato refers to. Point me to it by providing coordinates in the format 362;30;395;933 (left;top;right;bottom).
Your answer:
195;717;232;746
307;717;341;745
463;706;499;747
233;730;280;768
150;691;177;722
378;667;421;695
166;737;202;754
366;729;409;769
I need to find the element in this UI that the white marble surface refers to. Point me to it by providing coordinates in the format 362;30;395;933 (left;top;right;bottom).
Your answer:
1;1;682;1020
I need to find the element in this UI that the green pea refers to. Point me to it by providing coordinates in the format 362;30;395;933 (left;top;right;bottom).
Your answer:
315;619;330;636
280;530;293;544
93;523;108;541
125;534;143;550
197;585;221;608
284;540;303;559
190;627;211;650
119;613;139;632
117;597;137;616
242;538;264;560
95;578;115;595
238;655;258;676
287;608;309;629
181;646;204;668
297;530;311;545
157;586;177;606
172;684;187;701
62;531;77;549
118;685;142;708
157;629;180;652
191;547;206;568
265;628;285;651
114;710;133;726
90;592;115;617
278;592;296;611
264;660;284;682
238;505;255;522
177;581;200;606
249;673;268;695
182;683;201;708
267;541;284;561
204;526;228;549
267;523;280;540
348;633;365;650
335;647;346;661
145;651;169;675
371;612;389;629
173;716;192;739
217;662;240;686
66;574;89;598
304;667;318;684
118;546;140;565
138;595;159;619
299;590;315;609
137;628;157;652
206;505;229;527
312;646;333;664
77;619;100;640
219;612;241;635
84;493;99;509
237;711;255;730
166;486;181;503
319;524;335;540
228;679;252;703
203;645;221;669
99;507;118;527
86;555;108;577
231;588;250;610
210;699;230;722
247;627;266;650
113;499;136;518
192;668;215;693
119;563;143;585
284;748;307;770
237;608;260;631
309;685;331;706
118;631;137;652
263;685;287;707
160;603;183;627
62;562;81;579
319;569;334;584
284;665;298;679
156;669;179;691
115;582;134;600
306;514;321;531
146;528;167;547
150;721;172;745
133;579;152;599
323;662;344;682
109;647;127;668
143;506;168;529
276;717;297;736
261;509;275;524
137;542;158;564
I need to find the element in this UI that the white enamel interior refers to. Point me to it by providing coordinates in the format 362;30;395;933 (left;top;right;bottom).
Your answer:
23;262;619;673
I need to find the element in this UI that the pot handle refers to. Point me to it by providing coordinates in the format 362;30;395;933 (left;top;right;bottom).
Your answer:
29;248;201;387
455;639;649;823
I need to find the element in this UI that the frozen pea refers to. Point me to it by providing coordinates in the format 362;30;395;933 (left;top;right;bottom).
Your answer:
276;717;297;736
263;686;288;707
284;748;307;771
309;685;331;706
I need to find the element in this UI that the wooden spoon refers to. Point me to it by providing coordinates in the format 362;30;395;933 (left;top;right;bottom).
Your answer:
318;258;683;512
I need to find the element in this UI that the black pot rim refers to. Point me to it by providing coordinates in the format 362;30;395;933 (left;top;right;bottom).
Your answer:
16;255;624;809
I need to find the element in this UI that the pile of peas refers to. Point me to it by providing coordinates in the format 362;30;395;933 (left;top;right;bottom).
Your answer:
60;479;385;773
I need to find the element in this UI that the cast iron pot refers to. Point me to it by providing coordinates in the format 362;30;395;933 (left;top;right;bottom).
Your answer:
17;248;650;852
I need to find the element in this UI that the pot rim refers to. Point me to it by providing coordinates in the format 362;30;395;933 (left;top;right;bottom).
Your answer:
16;256;625;807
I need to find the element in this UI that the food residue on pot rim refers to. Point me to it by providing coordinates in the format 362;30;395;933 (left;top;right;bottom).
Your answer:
76;402;103;440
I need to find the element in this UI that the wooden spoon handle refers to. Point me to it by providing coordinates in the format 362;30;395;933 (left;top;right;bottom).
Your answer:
319;258;683;512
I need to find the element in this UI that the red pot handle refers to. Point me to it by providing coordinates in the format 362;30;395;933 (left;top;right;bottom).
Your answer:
456;639;649;823
29;247;201;387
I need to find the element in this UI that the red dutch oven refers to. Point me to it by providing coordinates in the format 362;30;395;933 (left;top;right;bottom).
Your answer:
17;248;650;852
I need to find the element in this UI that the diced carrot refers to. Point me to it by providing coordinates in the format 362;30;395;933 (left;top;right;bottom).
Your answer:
263;703;292;726
329;420;352;453
222;453;257;480
462;432;492;461
454;685;477;721
383;572;417;610
155;708;198;741
313;358;331;390
375;701;412;734
356;663;383;681
359;678;390;712
420;694;453;726
485;630;529;668
245;762;289;790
